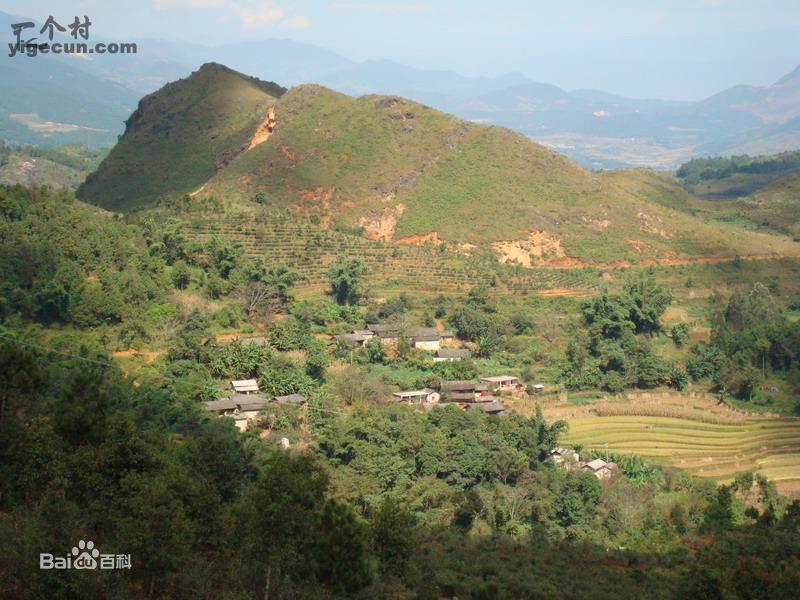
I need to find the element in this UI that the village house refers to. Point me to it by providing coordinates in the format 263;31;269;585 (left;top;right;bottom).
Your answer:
581;458;619;481
531;383;546;393
411;332;441;351
363;324;454;351
433;348;472;362
366;323;399;345
466;399;508;417
204;398;237;416
392;389;441;404
439;380;490;402
204;393;271;431
231;379;260;394
550;447;581;469
480;376;522;392
232;394;271;419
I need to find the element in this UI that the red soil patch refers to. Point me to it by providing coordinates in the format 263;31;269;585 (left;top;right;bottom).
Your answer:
395;230;443;245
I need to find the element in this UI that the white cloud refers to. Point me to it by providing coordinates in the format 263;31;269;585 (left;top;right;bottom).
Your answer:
282;14;312;29
231;2;284;28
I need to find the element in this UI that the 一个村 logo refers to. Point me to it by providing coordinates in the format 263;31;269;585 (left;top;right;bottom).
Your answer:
7;15;137;58
40;540;132;571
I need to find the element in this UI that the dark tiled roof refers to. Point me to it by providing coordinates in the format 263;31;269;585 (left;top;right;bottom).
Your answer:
205;398;237;412
466;400;506;414
232;394;271;411
440;380;478;391
412;334;440;342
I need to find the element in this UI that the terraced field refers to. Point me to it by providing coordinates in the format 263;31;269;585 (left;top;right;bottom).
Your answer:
183;215;598;297
564;415;800;494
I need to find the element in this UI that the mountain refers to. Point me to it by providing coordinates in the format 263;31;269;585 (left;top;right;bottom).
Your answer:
699;66;800;126
79;64;800;266
79;64;285;207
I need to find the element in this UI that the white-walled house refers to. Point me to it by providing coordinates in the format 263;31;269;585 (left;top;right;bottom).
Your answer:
392;389;440;404
480;376;522;391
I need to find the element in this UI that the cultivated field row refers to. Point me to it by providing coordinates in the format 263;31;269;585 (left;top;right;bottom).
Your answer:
563;415;800;490
183;219;598;295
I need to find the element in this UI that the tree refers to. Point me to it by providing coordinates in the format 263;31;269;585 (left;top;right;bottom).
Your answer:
624;277;672;334
305;338;328;381
167;310;213;364
32;280;70;323
670;323;689;347
313;500;372;593
258;354;314;396
363;337;386;364
204;235;243;280
327;256;366;305
581;293;634;340
475;333;500;358
171;260;191;290
669;365;689;391
703;485;738;531
141;217;188;265
245;261;304;306
633;352;667;388
237;281;281;318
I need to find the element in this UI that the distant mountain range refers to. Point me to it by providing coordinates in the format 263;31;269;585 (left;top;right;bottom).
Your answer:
1;10;798;168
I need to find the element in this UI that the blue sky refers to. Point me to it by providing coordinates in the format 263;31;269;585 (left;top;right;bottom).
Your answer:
2;0;799;99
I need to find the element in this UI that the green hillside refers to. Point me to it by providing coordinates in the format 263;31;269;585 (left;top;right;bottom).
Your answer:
0;143;106;189
738;171;800;236
78;63;285;210
79;64;800;265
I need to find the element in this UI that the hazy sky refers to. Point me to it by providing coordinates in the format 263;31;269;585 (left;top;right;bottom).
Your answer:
2;0;799;99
